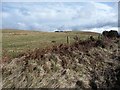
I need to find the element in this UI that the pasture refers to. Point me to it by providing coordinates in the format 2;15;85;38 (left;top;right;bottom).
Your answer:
2;29;99;58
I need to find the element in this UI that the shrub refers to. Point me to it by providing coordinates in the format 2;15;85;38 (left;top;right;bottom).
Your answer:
95;40;105;48
102;30;119;38
89;36;95;41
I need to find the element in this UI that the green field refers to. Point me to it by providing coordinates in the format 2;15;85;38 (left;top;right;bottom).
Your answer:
2;29;99;58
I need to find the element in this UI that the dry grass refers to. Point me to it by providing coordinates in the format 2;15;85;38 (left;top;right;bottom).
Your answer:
2;36;120;88
2;29;99;59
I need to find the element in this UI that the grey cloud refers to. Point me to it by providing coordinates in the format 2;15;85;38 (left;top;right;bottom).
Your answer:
2;2;118;32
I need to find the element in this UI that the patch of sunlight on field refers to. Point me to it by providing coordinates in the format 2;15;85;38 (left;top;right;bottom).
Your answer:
2;29;99;58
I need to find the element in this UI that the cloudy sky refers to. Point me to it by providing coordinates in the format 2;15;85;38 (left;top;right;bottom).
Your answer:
1;1;119;32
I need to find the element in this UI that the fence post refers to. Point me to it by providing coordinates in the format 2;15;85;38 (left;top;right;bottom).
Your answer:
67;36;69;44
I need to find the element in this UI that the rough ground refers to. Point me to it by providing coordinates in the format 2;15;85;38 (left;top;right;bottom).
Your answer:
2;37;120;89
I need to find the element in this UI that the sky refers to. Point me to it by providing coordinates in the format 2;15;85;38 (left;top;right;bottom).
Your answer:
1;1;119;33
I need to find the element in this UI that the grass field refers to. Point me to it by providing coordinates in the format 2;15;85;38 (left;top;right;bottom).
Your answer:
2;29;99;58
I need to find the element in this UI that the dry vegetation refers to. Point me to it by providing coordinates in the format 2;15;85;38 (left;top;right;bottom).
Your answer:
2;29;99;59
2;29;120;89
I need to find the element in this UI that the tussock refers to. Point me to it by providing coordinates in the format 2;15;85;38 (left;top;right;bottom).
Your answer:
2;37;120;89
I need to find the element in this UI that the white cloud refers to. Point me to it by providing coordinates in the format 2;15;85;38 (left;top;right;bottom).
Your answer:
92;2;112;10
17;22;28;30
81;26;118;33
2;2;118;32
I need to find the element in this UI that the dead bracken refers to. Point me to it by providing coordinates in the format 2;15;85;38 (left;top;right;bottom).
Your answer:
2;31;120;89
